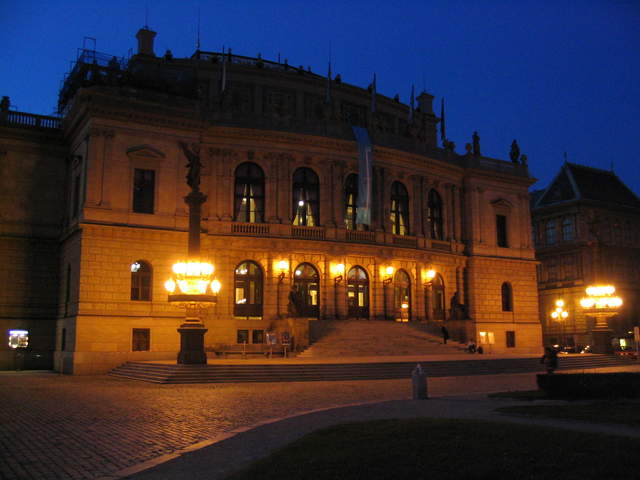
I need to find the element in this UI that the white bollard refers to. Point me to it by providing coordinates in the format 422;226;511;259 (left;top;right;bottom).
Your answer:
412;363;428;399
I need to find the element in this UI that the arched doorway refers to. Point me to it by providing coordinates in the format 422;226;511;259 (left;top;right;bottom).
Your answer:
292;263;320;318
432;273;445;320
347;266;369;319
234;261;263;317
394;269;411;321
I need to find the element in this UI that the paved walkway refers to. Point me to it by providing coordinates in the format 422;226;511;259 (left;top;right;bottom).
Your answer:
1;365;639;480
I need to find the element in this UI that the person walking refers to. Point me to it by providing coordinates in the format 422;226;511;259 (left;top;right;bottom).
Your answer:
541;346;559;374
441;326;449;344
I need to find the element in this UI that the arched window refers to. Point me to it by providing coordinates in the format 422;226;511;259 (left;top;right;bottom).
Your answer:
427;189;444;240
131;260;152;301
292;263;320;317
390;181;409;236
234;261;263;317
292;168;319;226
394;269;411;321
432;273;445;320
344;173;358;230
347;266;369;319
234;162;265;223
501;282;513;312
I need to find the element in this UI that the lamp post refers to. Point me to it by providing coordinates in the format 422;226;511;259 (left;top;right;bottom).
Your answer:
382;266;394;321
276;260;289;317
580;285;623;354
422;268;436;323
332;263;345;320
550;299;569;347
164;142;221;364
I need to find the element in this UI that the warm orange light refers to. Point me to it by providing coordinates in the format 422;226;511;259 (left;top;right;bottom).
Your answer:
166;260;218;295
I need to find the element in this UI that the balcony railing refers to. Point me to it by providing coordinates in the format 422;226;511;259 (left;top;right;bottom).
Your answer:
232;223;270;235
346;230;376;244
0;111;61;130
393;235;418;247
292;226;326;241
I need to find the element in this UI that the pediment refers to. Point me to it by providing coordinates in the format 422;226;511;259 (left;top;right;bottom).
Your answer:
491;198;513;209
126;145;166;159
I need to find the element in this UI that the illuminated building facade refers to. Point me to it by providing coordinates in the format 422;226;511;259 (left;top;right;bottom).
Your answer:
0;28;542;373
532;162;640;349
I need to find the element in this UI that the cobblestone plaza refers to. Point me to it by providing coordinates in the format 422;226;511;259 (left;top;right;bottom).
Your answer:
1;371;540;479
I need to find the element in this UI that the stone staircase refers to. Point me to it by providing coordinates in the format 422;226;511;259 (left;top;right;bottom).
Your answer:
108;354;636;384
298;320;464;358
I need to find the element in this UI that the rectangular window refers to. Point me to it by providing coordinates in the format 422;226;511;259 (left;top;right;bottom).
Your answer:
252;329;265;344
561;217;575;242
237;329;249;344
506;331;516;348
545;220;557;245
61;328;67;351
132;328;150;351
133;169;155;214
496;215;508;247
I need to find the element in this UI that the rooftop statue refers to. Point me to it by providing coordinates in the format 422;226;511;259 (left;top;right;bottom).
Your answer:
472;131;481;156
179;141;202;192
510;140;520;163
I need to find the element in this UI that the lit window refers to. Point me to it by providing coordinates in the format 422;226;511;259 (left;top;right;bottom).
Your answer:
131;260;152;301
292;168;319;226
344;173;358;230
234;162;265;223
390;181;409;236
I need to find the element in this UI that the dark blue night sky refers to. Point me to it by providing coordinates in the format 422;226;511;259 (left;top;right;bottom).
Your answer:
2;0;638;194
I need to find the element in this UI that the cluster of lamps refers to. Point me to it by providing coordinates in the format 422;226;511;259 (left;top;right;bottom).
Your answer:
164;260;221;301
550;299;569;321
579;285;623;310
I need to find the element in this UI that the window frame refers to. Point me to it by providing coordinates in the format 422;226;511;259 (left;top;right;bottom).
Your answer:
390;181;409;236
292;168;320;226
234;162;265;223
501;282;513;312
427;189;444;240
132;168;156;214
131;260;153;301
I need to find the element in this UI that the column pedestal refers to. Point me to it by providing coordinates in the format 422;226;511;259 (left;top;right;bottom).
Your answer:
177;322;208;364
591;328;613;354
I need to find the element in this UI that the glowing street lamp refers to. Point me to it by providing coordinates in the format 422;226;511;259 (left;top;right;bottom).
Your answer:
580;284;623;354
550;299;569;347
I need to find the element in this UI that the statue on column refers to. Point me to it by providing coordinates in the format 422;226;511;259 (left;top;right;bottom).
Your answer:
472;131;481;156
510;140;520;163
179;142;202;192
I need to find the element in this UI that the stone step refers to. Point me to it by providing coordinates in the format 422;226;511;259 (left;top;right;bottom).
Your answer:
299;320;464;357
108;355;636;384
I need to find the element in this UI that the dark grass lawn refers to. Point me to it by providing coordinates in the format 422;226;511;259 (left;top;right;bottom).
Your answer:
227;418;640;480
491;391;640;427
498;400;640;426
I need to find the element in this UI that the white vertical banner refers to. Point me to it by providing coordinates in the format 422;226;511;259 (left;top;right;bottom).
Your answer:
352;126;372;226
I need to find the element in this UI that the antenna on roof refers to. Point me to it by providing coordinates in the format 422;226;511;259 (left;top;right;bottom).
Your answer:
196;6;201;51
563;151;568;163
611;160;615;172
144;2;149;29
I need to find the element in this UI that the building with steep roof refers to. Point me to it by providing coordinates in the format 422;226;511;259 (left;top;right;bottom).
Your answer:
532;162;640;350
1;27;542;373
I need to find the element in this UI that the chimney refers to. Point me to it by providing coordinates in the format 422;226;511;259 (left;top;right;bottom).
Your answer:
417;92;434;115
136;27;157;56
